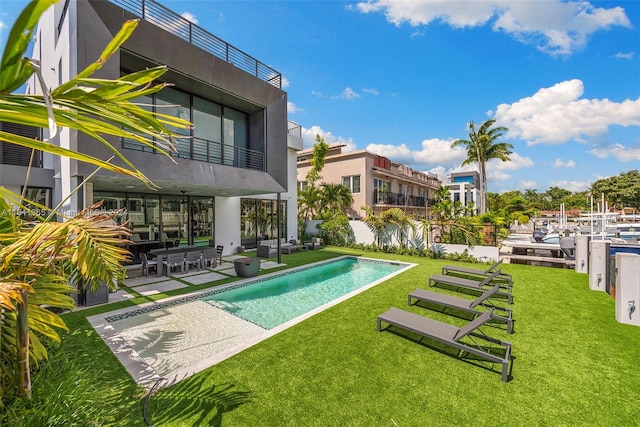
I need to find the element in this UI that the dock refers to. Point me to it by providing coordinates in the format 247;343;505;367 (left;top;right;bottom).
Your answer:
500;254;575;268
500;239;573;268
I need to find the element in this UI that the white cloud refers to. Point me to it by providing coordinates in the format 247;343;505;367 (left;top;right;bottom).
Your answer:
491;152;535;171
589;143;640;162
312;87;362;100
281;76;290;89
366;138;465;165
336;87;360;100
362;88;379;95
355;1;631;56
614;52;634;60
494;79;640;145
549;180;591;192
427;165;448;181
311;86;362;101
554;158;576;168
301;125;356;151
181;12;198;25
519;180;538;189
488;170;512;181
287;101;302;114
0;20;7;31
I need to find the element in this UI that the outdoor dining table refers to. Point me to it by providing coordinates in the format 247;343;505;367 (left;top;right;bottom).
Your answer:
148;245;205;277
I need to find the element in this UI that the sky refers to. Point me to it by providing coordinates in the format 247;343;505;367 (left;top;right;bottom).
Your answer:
1;0;639;194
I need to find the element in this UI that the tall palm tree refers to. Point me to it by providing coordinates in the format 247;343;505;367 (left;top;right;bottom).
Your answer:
0;1;189;400
451;119;512;214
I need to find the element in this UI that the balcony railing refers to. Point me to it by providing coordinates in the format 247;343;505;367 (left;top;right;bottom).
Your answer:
122;137;264;171
373;190;428;208
287;121;302;138
112;0;282;88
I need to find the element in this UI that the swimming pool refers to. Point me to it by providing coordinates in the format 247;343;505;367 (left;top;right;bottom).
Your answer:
91;256;414;386
206;257;406;329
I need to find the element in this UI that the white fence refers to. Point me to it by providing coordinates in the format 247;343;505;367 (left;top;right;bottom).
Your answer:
305;219;499;261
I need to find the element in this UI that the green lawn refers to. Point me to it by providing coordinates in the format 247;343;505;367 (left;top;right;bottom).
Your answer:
5;248;640;426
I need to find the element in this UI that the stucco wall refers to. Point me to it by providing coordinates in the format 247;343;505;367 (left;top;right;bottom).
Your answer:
306;219;499;261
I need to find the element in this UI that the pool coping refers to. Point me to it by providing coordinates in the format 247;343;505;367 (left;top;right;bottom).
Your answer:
87;255;416;388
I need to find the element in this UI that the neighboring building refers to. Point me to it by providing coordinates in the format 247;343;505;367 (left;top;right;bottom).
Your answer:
445;171;481;215
17;0;301;257
297;144;441;219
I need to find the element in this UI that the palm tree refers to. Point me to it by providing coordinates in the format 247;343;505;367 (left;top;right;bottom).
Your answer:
380;208;416;249
297;184;321;220
0;2;189;400
319;183;353;218
361;205;386;247
451;119;512;214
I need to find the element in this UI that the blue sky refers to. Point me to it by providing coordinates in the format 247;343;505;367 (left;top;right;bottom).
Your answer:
1;0;639;193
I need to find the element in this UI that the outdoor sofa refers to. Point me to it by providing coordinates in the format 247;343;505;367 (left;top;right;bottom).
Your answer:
257;238;291;258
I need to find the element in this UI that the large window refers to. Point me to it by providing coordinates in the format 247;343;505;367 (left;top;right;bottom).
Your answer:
223;107;248;166
156;88;191;158
193;97;222;162
121;94;154;152
343;175;360;194
120;70;257;168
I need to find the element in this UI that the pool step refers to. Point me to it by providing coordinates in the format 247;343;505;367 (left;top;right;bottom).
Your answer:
210;300;240;312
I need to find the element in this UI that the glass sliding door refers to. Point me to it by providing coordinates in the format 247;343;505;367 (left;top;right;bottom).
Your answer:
191;196;214;246
240;199;257;248
162;195;187;246
244;199;287;246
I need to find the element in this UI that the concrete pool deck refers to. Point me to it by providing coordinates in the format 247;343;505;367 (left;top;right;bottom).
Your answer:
87;256;416;388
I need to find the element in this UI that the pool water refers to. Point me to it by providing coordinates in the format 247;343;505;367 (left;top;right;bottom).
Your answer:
205;257;405;329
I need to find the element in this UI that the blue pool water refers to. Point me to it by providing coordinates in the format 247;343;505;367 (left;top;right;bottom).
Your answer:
204;257;407;329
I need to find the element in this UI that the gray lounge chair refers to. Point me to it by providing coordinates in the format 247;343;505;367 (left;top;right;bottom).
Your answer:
441;259;512;285
428;269;513;304
408;284;513;333
377;307;512;382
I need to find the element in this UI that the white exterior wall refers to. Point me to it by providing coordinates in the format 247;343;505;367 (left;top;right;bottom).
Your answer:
28;1;79;216
307;219;499;261
214;197;241;256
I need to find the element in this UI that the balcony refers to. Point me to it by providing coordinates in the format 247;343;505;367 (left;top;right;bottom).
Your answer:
111;0;282;88
287;121;302;138
122;136;264;171
373;190;429;208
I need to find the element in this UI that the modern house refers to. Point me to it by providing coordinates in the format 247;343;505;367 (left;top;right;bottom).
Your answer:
445;170;481;215
16;0;302;258
297;143;441;219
